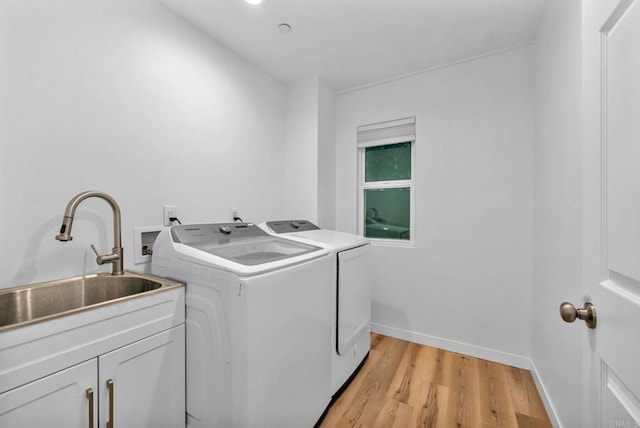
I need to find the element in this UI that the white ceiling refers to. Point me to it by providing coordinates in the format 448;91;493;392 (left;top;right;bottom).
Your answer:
158;0;549;93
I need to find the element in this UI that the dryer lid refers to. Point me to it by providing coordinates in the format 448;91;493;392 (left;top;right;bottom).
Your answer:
265;220;320;234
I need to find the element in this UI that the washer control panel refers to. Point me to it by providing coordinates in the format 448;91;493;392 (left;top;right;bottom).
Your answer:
171;223;267;245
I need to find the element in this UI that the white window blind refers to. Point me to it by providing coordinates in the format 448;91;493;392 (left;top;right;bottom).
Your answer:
356;117;416;148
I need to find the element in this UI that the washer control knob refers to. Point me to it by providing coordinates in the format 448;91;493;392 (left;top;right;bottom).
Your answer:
219;226;232;234
291;221;300;229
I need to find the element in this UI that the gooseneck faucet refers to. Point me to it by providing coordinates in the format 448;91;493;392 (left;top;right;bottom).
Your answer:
55;190;124;275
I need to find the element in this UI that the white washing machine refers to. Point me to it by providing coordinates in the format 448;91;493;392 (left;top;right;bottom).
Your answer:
151;223;332;428
260;220;371;396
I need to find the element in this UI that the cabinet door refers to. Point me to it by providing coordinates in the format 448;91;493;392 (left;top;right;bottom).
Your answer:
99;325;185;428
0;358;98;428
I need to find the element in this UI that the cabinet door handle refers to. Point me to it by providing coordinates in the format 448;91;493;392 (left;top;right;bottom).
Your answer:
85;388;94;428
107;379;114;428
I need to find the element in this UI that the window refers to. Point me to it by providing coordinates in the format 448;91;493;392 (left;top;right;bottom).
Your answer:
357;117;415;244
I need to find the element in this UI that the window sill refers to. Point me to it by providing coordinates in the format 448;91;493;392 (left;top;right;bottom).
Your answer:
367;238;416;248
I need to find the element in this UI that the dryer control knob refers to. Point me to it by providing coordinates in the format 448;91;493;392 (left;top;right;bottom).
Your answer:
291;222;300;229
219;226;232;234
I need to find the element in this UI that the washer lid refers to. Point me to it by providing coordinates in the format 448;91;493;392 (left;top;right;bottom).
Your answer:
170;223;322;266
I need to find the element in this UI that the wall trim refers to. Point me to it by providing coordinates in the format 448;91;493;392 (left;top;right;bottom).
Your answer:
529;359;563;428
371;322;531;369
337;42;534;95
372;322;562;427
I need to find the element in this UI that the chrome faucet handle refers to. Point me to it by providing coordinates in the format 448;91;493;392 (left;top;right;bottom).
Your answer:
90;244;120;266
90;244;101;257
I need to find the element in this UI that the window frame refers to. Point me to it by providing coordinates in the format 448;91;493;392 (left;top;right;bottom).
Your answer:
357;126;416;247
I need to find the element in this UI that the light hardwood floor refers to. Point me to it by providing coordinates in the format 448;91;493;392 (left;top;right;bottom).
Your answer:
319;333;552;428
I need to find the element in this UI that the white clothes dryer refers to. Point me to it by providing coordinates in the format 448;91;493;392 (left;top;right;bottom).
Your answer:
151;223;332;428
260;220;371;396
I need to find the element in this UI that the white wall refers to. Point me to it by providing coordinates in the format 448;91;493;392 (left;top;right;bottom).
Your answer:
0;0;286;288
335;46;535;365
283;78;319;222
317;78;336;229
283;76;336;227
532;0;583;426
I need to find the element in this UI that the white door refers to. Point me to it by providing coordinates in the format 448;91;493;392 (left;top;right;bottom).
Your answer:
0;358;98;428
581;0;640;426
98;325;185;428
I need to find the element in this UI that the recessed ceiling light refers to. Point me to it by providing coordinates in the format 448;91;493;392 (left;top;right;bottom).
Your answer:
278;23;292;33
245;0;263;5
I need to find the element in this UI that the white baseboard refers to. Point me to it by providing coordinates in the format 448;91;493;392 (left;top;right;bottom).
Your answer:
371;322;531;369
529;359;562;428
371;322;562;427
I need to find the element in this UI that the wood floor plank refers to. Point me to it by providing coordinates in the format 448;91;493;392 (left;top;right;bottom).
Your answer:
321;347;385;427
371;398;414;428
340;335;408;427
515;412;553;428
406;346;447;427
476;359;519;427
370;333;385;351
518;371;549;422
411;383;449;428
504;366;531;415
387;341;420;403
334;418;369;428
320;334;552;428
405;345;440;405
440;351;482;427
504;367;548;421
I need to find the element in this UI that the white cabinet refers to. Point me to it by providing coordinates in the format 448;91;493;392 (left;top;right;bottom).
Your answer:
0;359;98;428
99;325;185;428
0;325;185;428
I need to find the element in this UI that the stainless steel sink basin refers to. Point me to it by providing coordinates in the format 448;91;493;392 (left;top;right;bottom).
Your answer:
0;271;183;332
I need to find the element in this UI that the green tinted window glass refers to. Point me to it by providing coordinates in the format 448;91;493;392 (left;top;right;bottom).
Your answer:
365;142;411;182
364;187;410;240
